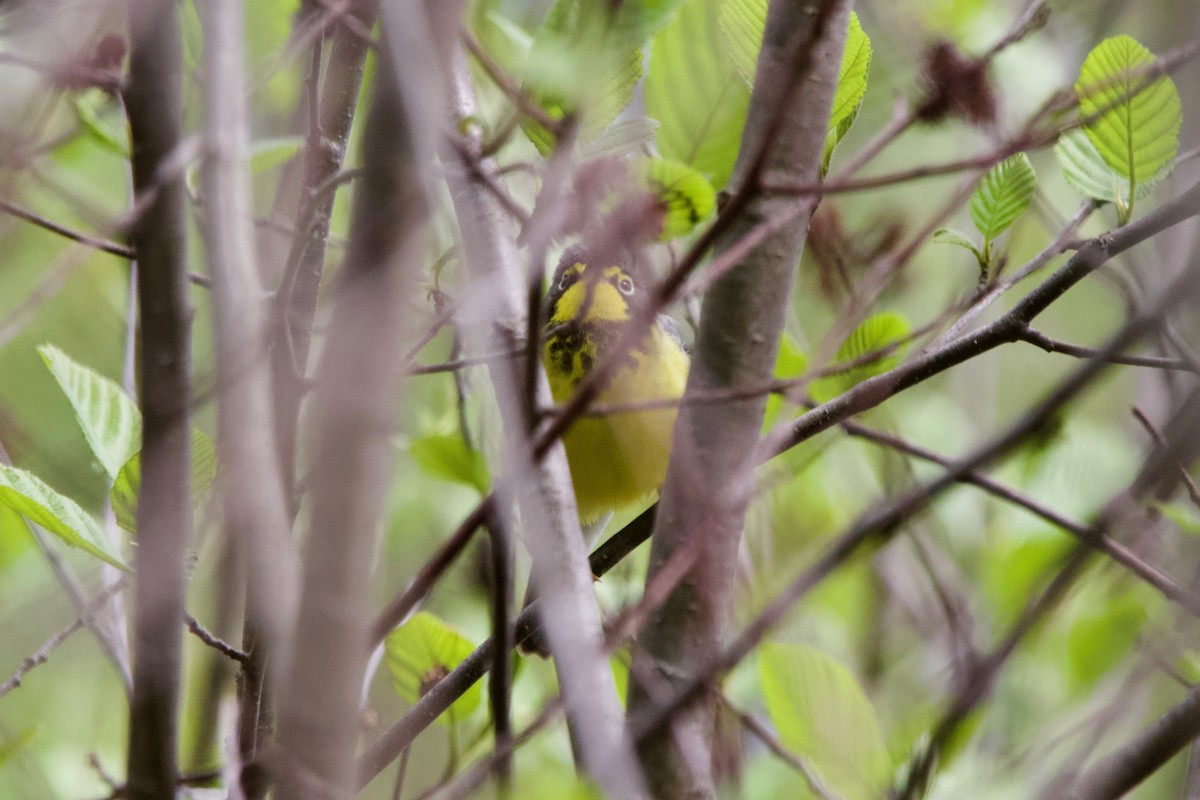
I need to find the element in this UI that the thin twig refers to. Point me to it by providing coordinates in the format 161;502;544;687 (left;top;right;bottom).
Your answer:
0;197;134;257
0;580;128;699
185;614;249;664
719;694;840;800
1132;407;1200;509
1021;327;1198;372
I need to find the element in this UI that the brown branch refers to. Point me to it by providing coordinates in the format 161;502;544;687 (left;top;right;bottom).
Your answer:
0;196;134;258
718;693;838;800
200;0;301;784
842;420;1200;613
1020;327;1198;372
461;28;562;135
270;0;377;511
1065;683;1200;800
123;0;193;794
631;231;1200;768
272;3;442;798
184;614;249;664
439;36;645;795
627;1;851;795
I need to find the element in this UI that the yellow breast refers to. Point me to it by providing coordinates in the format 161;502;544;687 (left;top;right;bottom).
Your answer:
544;321;689;524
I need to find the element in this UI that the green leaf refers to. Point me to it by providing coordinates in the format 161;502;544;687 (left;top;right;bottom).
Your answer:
811;312;911;403
249;136;304;175
933;227;983;262
579;116;660;160
718;0;766;86
110;429;219;534
1076;36;1182;189
520;1;646;154
0;464;128;570
969;153;1037;242
764;333;809;430
760;642;892;800
646;0;750;191
719;3;870;172
38;345;141;481
823;12;872;171
1055;128;1169;206
634;157;717;240
1066;591;1146;691
410;434;491;495
385;611;481;724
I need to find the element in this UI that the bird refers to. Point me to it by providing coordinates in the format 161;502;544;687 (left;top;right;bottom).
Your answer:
541;244;690;534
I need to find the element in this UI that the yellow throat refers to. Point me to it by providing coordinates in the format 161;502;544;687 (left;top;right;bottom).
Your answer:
542;253;690;525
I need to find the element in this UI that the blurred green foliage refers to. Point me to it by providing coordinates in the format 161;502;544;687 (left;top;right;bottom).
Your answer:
0;0;1195;798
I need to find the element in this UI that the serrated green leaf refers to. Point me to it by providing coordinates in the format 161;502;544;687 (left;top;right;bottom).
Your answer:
969;153;1037;241
718;0;766;85
811;312;910;403
824;12;871;160
38;345;141;481
646;0;750;191
1055;128;1169;205
520;1;646;154
760;642;892;800
933;227;982;259
0;464;128;570
719;4;870;172
579;116;660;160
410;434;491;495
385;611;480;724
110;429;219;534
1076;36;1182;190
634;157;716;240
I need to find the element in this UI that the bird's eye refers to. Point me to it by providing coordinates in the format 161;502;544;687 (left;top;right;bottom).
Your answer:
558;272;573;290
617;277;635;295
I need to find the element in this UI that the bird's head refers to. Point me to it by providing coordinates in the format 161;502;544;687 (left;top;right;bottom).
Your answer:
545;245;648;328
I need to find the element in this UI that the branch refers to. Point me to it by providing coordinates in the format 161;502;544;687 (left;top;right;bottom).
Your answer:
0;580;127;699
1020;326;1198;372
1066;684;1200;800
123;0;193;795
764;180;1200;461
438;36;645;796
270;0;377;510
628;2;851;795
841;420;1200;613
0;196;134;258
272;3;442;798
200;0;300;780
184;614;249;664
357;180;1200;785
630;236;1200;766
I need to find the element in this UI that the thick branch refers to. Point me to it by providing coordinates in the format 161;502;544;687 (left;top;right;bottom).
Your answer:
199;0;299;783
270;0;377;509
627;2;850;796
437;36;644;796
273;4;440;799
123;0;193;796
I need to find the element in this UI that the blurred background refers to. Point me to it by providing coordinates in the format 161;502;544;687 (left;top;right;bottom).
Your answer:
1;0;1198;797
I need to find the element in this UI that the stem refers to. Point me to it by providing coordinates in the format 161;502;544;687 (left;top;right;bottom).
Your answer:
123;0;193;794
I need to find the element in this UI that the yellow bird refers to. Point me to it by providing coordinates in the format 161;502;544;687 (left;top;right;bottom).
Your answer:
542;245;690;529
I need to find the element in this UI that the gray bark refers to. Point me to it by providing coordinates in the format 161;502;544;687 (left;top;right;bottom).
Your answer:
627;1;852;797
